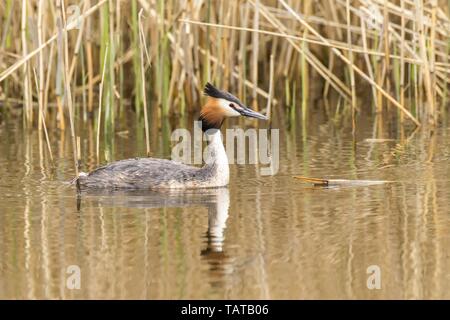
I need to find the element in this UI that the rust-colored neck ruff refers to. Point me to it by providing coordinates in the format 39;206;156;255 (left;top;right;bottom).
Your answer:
198;98;225;132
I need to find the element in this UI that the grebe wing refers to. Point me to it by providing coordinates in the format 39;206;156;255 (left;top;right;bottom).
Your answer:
79;157;201;189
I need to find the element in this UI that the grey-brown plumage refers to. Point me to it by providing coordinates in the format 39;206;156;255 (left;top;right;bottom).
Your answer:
77;157;222;190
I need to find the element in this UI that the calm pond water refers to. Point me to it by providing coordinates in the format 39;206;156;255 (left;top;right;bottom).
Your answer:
1;110;450;299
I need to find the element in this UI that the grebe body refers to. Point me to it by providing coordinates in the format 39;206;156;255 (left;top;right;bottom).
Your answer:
76;83;266;190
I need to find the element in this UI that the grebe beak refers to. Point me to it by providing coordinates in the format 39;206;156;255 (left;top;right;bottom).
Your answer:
239;106;268;120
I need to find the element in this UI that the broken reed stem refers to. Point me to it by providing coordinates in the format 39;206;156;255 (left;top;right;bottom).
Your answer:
97;45;109;162
138;9;151;157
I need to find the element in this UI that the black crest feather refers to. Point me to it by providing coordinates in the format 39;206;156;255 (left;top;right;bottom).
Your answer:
203;82;243;107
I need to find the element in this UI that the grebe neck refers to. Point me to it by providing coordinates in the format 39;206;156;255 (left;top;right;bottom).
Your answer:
201;129;229;187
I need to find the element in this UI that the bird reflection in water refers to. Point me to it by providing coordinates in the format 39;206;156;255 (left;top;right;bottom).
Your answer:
77;187;232;280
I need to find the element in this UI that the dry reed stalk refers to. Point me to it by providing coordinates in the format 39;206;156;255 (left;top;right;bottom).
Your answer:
266;53;274;121
167;25;182;113
278;0;420;126
322;51;335;99
226;0;238;89
0;0;108;83
203;0;211;89
383;0;391;109
322;0;339;100
55;12;66;131
159;17;277;103
360;19;377;109
238;4;249;100
278;25;294;77
346;0;356;135
21;0;32;124
1;0;448;132
248;1;352;102
37;0;44;132
224;5;232;88
85;0;94;114
115;0;124;116
178;19;430;68
32;67;53;162
196;45;277;103
43;41;54;117
400;0;406;123
210;0;222;86
415;0;435;125
336;0;446;58
371;0;449;35
327;0;343;39
0;0;14;67
301;0;310;122
383;0;391;70
97;45;109;162
77;136;81;165
138;9;151;157
59;0;79;177
108;0;116;127
68;0;88;83
411;19;419;115
251;0;259;110
430;0;437;122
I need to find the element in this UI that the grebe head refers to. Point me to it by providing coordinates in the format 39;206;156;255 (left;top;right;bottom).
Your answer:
199;82;267;132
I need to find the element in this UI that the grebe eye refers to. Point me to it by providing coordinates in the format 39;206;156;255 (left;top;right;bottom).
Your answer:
229;103;234;108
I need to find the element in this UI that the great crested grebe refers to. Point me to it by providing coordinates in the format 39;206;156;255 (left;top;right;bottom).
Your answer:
75;82;267;190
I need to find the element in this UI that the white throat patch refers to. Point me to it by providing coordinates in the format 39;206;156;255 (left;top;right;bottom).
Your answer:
218;98;241;117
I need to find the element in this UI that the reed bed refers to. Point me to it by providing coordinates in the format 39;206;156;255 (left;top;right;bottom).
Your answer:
0;0;449;166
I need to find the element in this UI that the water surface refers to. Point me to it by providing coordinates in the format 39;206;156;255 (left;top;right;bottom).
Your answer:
1;113;450;299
